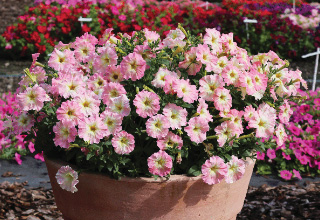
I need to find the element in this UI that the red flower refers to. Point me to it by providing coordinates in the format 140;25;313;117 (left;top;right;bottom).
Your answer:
82;24;91;33
37;26;47;33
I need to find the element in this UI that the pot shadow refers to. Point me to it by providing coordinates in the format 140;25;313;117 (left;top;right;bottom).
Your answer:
182;178;213;207
127;180;188;219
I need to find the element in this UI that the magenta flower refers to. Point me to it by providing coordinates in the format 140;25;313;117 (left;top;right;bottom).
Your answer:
293;169;302;180
256;151;265;160
267;149;276;160
280;170;292;181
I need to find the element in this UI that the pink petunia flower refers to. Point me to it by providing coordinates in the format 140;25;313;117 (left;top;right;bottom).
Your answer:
53;120;77;149
157;131;183;150
55;165;79;193
256;151;265;160
179;47;202;76
275;124;287;146
201;156;228;185
225;156;246;183
173;79;198;104
146;114;169;139
120;52;146;81
15;153;22;165
56;100;84;126
133;90;160;118
78;114;108;144
17;84;51;111
107;94;131;118
48;49;75;72
197;98;213;123
279;100;293;125
105;65;124;83
292;169;302;180
112;131;135;155
100;110;122;137
151;68;179;89
280;170;292;181
214;121;237;147
212;87;232;112
147;150;173;177
267;148;276;160
184;117;209;144
282;152;291;160
199;74;224;101
102;82;127;106
163;103;187;130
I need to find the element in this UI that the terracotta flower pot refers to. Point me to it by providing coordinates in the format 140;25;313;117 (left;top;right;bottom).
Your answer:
45;157;255;220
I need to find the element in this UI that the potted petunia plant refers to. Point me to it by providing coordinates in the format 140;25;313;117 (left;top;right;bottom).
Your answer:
6;25;307;219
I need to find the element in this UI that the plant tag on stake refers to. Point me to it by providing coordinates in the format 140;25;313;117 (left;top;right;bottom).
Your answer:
78;16;92;27
302;47;320;91
243;18;258;40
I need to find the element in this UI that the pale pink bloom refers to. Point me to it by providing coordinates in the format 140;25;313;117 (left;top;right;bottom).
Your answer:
78;114;108;144
100;110;122;136
144;28;160;44
12;113;35;134
166;28;185;40
239;71;256;97
225;156;245;183
147;150;173;177
105;65;124;83
197;98;213;122
48;49;75;71
5;43;12;50
199;74;224;101
212;87;232;112
56;100;84;126
146;114;169;139
133;90;160;118
184;117;209;144
203;28;221;52
19;66;47;87
98;28;113;45
201;156;228;185
77;32;98;45
227;109;244;134
275;124;287;146
251;68;268;91
162;103;188;129
17;84;51;111
173;79;198;103
221;64;240;86
163;75;178;95
120;52;146;81
221;33;237;54
94;46;118;69
151;68;178;88
133;44;155;61
211;56;228;74
112;131;135;155
87;73;107;99
214;121;236;147
74;91;100;117
107;94;131;117
279;100;293;125
57;75;86;99
248;103;276;138
179;47;202;75
53;120;77;149
157;131;183;150
196;44;217;71
74;40;95;63
102;82;127;106
243;105;257;122
15;153;22;165
55;166;79;193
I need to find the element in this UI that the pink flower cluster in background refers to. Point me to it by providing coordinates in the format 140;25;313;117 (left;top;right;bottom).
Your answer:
256;88;320;181
0;92;43;164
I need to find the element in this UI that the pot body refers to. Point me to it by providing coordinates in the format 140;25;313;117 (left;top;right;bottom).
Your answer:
45;158;255;220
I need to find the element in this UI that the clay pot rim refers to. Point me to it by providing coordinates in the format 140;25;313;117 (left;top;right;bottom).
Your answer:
45;156;255;183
